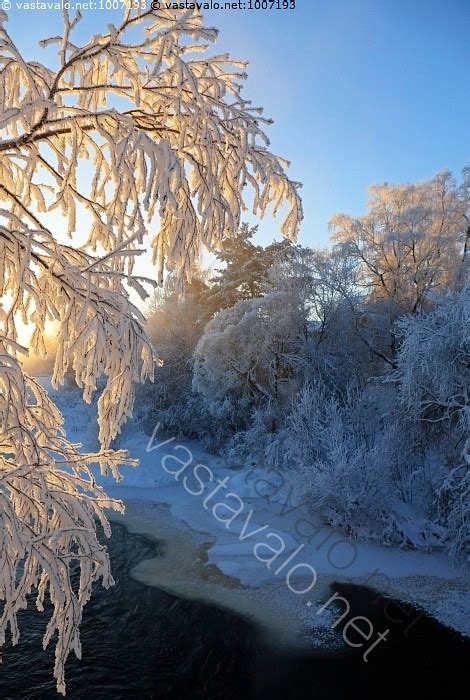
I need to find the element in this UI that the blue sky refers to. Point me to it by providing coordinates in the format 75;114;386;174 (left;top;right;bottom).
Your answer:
5;0;470;249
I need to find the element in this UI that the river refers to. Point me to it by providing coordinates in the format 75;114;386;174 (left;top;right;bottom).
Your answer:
0;523;468;699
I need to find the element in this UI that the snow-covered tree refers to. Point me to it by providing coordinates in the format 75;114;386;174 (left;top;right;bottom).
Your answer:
269;245;358;343
203;223;293;315
0;7;301;692
193;291;306;424
331;169;470;313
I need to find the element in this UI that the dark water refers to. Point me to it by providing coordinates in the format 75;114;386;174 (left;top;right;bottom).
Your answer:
0;523;468;699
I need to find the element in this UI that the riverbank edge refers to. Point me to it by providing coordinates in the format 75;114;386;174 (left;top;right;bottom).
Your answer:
105;497;470;645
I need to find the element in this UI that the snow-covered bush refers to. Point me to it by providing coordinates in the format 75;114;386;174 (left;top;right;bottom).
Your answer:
394;288;470;559
193;291;307;427
130;277;210;436
222;400;281;468
277;382;394;539
272;382;444;547
438;465;469;562
394;287;469;442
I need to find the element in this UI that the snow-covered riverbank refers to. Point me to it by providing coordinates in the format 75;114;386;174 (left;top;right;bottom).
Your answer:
42;378;470;641
103;428;470;639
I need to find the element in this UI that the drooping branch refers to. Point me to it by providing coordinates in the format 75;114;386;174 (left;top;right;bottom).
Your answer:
0;6;303;693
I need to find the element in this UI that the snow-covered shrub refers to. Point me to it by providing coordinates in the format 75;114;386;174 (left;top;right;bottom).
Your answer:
394;287;469;439
277;382;393;539
312;298;390;392
393;288;470;559
222;400;281;468
130;283;208;437
53;380;101;451
438;465;469;562
193;291;307;426
273;382;443;546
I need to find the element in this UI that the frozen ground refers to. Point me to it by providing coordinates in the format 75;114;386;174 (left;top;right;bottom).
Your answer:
40;378;470;640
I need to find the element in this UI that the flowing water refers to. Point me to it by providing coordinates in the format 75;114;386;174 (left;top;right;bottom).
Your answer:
0;523;468;699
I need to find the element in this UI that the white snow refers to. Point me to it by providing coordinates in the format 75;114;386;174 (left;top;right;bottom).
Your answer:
46;378;470;640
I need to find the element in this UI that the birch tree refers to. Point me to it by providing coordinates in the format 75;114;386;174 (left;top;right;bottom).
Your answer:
331;169;469;313
0;7;302;693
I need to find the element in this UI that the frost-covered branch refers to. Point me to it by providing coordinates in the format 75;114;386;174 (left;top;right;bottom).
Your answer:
0;6;302;693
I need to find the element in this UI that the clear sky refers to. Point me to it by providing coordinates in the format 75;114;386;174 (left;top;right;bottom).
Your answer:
4;0;470;249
